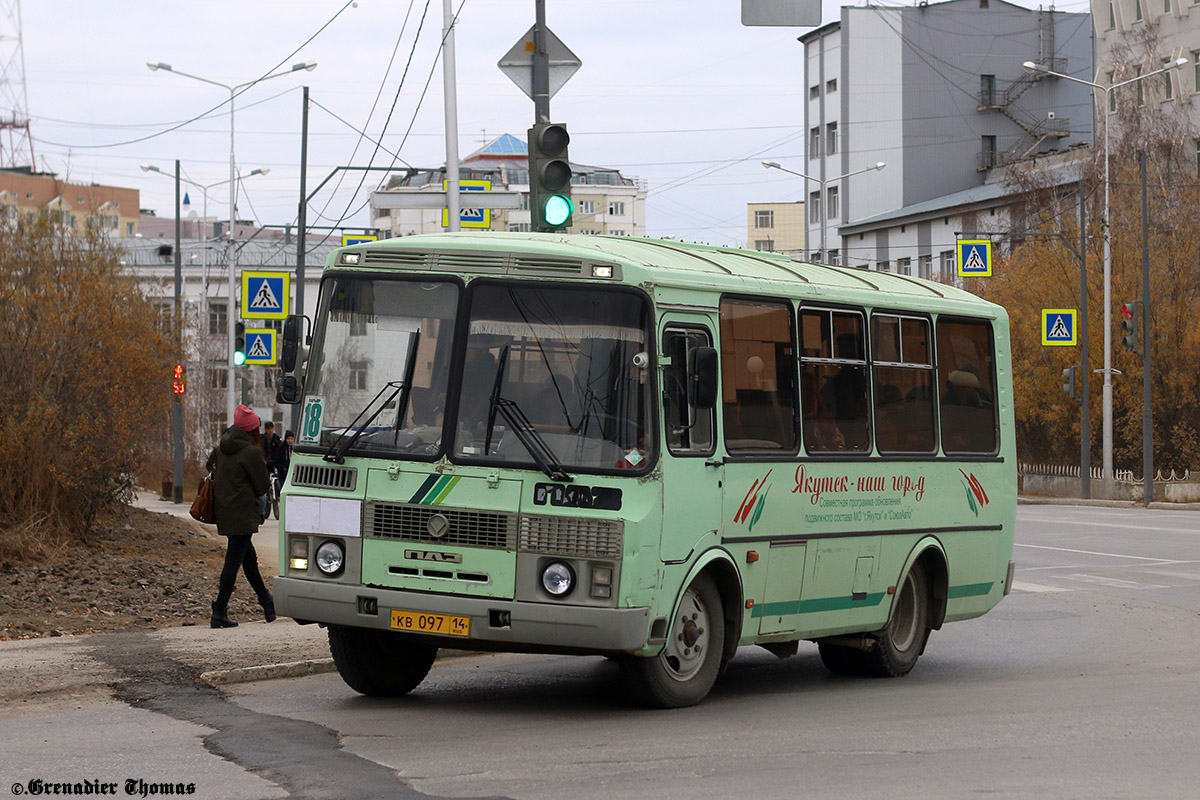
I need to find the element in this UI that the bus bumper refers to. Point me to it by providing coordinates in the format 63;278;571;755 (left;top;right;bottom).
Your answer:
274;576;652;652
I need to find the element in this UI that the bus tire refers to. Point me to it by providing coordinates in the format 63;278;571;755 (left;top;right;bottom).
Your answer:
621;573;724;708
327;625;437;697
860;562;931;678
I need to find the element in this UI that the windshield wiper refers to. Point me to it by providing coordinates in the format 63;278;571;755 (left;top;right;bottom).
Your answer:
484;346;572;483
323;332;421;464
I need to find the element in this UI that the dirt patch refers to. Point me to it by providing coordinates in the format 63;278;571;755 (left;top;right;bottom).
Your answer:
0;505;271;640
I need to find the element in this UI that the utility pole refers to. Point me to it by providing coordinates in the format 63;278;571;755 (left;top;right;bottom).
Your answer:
1140;152;1152;507
173;159;184;503
443;0;461;231
1079;178;1090;499
533;0;550;122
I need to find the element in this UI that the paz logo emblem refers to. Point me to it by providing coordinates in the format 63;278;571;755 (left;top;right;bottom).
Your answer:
427;513;450;539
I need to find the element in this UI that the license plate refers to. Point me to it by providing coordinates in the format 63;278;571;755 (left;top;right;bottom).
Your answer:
390;609;470;637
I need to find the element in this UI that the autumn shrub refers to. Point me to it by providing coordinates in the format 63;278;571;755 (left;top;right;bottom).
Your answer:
0;217;173;560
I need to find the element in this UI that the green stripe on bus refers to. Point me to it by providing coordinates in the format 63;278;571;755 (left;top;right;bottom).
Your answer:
429;475;461;506
751;593;886;618
948;582;994;599
418;475;453;505
409;475;440;504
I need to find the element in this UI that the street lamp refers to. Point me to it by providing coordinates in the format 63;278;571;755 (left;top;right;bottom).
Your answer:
761;159;885;263
1023;57;1186;498
148;59;316;428
140;164;270;353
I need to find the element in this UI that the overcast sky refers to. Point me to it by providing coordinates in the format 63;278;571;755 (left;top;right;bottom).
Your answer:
15;0;1089;247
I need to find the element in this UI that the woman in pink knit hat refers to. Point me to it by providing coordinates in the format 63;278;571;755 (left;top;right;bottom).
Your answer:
203;404;274;628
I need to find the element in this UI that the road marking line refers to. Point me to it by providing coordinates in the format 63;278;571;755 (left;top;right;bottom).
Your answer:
1018;516;1197;534
1015;543;1171;562
1062;573;1169;590
1011;581;1074;593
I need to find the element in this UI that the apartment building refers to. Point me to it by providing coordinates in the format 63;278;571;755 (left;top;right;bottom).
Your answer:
0;168;139;236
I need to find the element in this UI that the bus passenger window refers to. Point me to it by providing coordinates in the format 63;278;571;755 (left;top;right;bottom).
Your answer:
936;318;998;454
718;299;797;452
872;315;936;454
800;308;870;453
662;328;715;455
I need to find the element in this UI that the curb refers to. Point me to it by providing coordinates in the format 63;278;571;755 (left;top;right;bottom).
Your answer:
199;649;478;687
1019;496;1200;511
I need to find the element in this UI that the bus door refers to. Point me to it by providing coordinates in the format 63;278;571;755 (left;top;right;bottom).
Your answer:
659;320;722;563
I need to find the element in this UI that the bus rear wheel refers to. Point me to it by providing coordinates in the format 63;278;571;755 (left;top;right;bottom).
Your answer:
327;625;437;697
621;573;725;708
819;563;931;678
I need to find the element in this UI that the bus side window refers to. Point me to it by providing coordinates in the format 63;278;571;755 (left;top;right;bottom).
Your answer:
718;299;798;453
662;328;715;455
936;318;998;454
800;308;870;453
872;314;936;454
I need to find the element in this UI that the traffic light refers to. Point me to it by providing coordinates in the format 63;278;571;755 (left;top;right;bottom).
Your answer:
528;122;573;232
1061;364;1079;401
1121;300;1141;355
172;363;186;396
234;322;246;366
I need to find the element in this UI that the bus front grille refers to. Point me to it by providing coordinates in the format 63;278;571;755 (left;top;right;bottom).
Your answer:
366;502;516;550
518;516;624;558
291;464;358;491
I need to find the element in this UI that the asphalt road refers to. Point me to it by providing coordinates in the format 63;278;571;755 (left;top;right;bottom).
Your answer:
3;504;1199;800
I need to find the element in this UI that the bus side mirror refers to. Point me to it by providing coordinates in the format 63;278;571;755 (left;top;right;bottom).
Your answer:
276;375;301;405
689;347;718;409
281;315;305;373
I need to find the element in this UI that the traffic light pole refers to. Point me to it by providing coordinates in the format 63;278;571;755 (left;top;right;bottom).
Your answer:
1079;178;1090;500
442;0;461;231
1141;152;1152;507
533;0;550;122
173;160;184;503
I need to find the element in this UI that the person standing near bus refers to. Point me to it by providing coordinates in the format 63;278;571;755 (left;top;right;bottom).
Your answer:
267;430;294;520
205;404;275;628
261;421;282;521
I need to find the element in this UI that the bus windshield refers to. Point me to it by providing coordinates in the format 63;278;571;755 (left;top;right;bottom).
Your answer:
302;277;459;457
452;283;653;474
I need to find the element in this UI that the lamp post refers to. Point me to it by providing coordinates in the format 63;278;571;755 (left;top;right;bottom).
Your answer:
1023;57;1185;498
148;59;316;427
140;164;270;360
761;160;885;263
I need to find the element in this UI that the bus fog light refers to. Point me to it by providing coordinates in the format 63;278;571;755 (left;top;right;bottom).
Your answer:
591;566;612;586
289;558;309;571
289;537;309;559
541;562;575;597
591;584;611;599
315;540;345;576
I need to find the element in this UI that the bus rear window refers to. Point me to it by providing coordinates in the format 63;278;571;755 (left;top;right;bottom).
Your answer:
719;298;797;453
936;318;998;454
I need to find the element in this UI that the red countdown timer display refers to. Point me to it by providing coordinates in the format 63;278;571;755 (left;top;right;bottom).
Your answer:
172;364;186;395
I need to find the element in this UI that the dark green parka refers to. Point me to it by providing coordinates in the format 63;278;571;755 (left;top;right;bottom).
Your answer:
205;425;270;537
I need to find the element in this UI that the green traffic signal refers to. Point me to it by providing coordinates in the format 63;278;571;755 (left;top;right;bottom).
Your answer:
234;322;246;366
544;194;573;227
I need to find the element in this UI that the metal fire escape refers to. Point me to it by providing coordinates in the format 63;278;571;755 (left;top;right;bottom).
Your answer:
976;7;1070;170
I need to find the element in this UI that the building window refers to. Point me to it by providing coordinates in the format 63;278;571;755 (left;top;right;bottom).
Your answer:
755;239;775;252
827;186;839;219
809;191;821;223
981;135;997;168
607;201;626;216
349;320;367;337
940;250;956;276
349;360;369;391
980;74;996;106
1135;0;1143;20
1163;60;1174;100
810;85;820;100
1194;52;1200;93
610;230;628;236
809;127;821;157
919;254;932;279
878;261;891;272
826;122;838;155
209;303;226;336
208;368;228;390
576;199;595;215
1109;1;1115;28
1108;72;1117;112
508;223;530;232
826;78;837;93
896;257;912;276
755;209;775;229
828;249;840;265
1136;65;1144;105
1165;0;1171;11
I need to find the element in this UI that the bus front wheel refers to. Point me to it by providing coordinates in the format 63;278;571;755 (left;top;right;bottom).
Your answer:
621;573;725;708
327;625;437;697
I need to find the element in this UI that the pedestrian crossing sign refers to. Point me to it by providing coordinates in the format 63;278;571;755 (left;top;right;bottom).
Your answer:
241;271;290;319
957;240;992;277
341;233;378;247
1041;308;1078;346
243;328;277;365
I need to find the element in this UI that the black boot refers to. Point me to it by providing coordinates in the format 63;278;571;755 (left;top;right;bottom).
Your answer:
211;601;238;628
258;593;276;623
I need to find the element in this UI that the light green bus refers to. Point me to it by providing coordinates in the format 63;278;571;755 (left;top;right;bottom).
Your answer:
274;232;1015;708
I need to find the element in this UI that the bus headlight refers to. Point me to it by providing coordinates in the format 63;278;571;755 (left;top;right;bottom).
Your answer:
541;561;575;597
315;540;345;576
